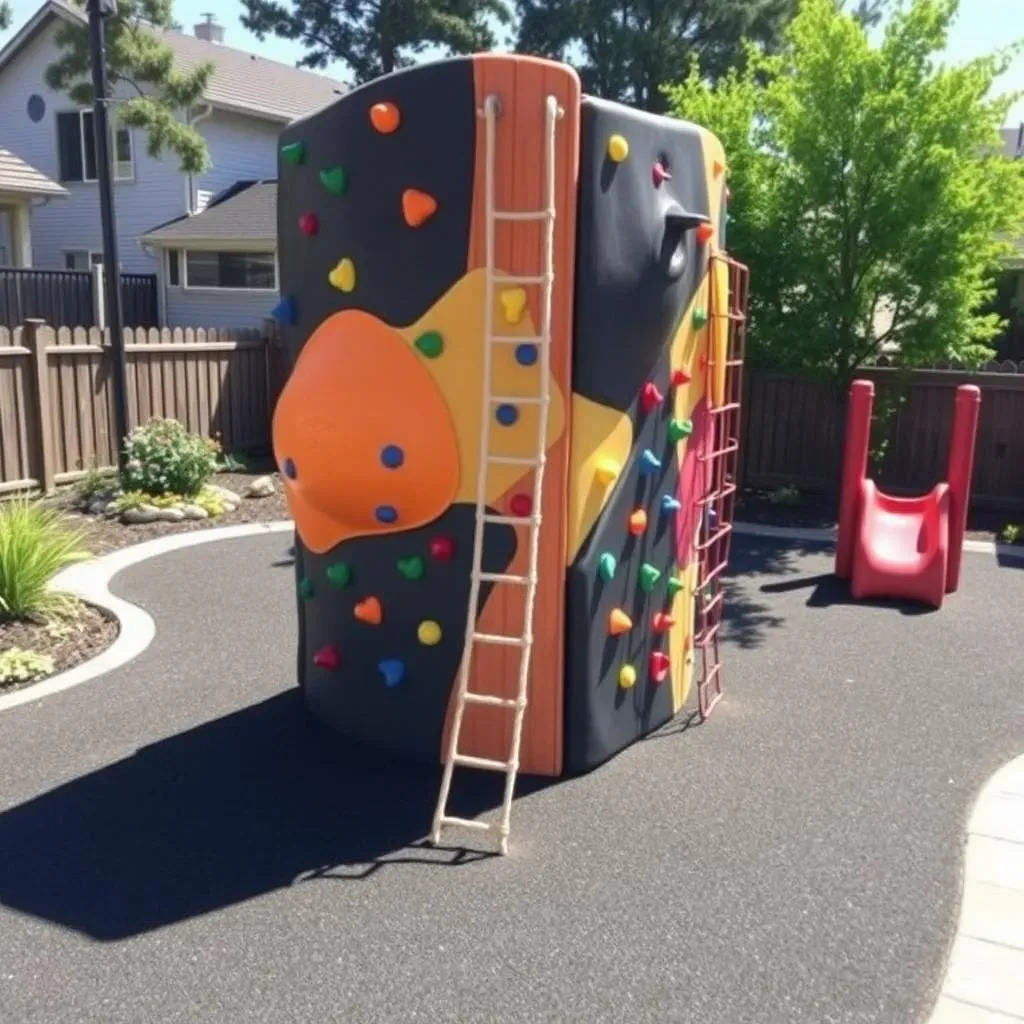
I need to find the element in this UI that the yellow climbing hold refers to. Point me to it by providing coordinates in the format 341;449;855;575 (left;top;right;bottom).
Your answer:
607;134;629;163
418;620;442;646
595;458;620;485
618;665;637;689
329;258;356;293
499;287;528;325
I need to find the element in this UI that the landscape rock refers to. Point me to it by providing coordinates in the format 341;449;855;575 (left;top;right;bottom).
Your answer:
103;500;121;516
180;504;209;520
206;484;241;509
121;504;164;524
87;499;108;516
245;475;276;499
156;507;186;522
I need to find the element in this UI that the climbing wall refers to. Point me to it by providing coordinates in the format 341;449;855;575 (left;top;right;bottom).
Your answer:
272;56;579;775
563;98;730;774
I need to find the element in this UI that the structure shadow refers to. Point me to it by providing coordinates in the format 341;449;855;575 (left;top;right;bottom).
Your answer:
761;572;936;616
996;548;1024;570
0;690;547;941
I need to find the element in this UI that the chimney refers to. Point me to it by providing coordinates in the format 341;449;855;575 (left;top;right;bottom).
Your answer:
194;13;225;44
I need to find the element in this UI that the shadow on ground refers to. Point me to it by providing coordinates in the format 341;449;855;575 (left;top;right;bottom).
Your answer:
0;691;546;941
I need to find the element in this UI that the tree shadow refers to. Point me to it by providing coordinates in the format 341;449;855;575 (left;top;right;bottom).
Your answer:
272;544;296;569
996;547;1024;570
0;690;550;941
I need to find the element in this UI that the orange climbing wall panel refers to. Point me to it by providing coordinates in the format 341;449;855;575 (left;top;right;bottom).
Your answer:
439;56;580;777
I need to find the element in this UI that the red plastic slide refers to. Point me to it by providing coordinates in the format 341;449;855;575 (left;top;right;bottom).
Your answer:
834;380;981;609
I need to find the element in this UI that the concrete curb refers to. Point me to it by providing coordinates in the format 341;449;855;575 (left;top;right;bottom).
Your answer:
925;754;1024;1022
0;520;294;714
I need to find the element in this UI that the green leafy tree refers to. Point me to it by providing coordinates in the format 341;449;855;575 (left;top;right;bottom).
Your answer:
239;0;512;84
45;0;213;174
664;0;1024;386
515;0;798;112
0;3;11;31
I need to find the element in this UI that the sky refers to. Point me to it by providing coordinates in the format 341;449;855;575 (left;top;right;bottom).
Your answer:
2;0;1023;126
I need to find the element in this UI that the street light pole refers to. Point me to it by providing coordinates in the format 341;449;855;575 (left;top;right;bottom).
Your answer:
87;0;130;476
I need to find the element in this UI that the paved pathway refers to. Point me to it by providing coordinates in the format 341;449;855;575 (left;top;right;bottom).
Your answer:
0;532;1022;1024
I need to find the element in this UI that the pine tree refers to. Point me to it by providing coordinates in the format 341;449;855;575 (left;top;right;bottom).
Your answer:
45;0;213;174
0;3;11;31
239;0;512;84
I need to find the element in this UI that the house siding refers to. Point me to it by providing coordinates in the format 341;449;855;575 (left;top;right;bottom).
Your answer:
0;20;186;274
190;109;280;209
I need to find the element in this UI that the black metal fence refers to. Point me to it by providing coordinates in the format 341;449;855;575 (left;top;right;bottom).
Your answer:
0;266;158;329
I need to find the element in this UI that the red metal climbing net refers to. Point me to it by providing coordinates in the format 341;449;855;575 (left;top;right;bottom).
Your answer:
693;253;749;720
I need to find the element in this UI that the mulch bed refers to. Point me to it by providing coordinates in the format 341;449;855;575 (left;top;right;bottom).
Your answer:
50;469;292;556
0;603;119;694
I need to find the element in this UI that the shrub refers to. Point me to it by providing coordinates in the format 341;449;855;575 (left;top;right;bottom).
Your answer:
0;648;54;687
1002;523;1022;545
76;461;117;503
0;500;91;619
121;418;219;498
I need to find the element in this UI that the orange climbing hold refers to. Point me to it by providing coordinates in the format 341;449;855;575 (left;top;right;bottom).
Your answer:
628;509;648;536
608;609;633;636
652;612;675;633
649;651;671;682
402;188;438;228
370;101;401;134
696;222;715;246
354;597;383;624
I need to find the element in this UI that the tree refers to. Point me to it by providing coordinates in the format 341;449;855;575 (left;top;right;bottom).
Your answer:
664;0;1024;386
239;0;513;84
45;0;213;174
515;0;798;113
0;3;11;31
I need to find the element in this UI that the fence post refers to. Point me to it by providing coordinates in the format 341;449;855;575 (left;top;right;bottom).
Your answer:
23;318;57;495
92;263;106;331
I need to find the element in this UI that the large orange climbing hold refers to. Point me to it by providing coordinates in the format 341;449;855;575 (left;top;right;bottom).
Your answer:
272;310;460;553
370;101;401;134
402;188;438;228
354;597;383;624
608;609;633;636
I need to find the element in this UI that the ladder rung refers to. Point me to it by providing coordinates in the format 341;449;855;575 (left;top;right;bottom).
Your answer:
490;395;544;405
439;815;493;832
493;210;554;222
483;513;541;526
472;631;530;647
487;454;542;466
493;274;553;285
478;571;530;584
492;335;545;343
464;692;525;709
453;753;513;772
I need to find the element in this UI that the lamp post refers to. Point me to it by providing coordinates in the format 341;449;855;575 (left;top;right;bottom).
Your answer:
87;0;130;476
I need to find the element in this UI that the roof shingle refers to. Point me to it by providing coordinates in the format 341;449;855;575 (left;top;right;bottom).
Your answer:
0;146;67;197
141;180;276;245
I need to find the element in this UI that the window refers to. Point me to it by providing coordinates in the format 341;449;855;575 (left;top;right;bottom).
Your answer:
64;250;104;271
183;251;277;291
56;110;133;183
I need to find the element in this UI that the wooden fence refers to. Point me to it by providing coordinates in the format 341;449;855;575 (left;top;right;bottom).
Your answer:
742;361;1024;512
0;319;283;494
0;266;158;330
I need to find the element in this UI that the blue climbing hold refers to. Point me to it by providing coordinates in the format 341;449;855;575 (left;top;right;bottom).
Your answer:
661;494;682;512
379;659;405;687
375;504;399;524
496;403;519;427
380;444;404;469
639;449;662;474
271;296;296;325
515;343;538;367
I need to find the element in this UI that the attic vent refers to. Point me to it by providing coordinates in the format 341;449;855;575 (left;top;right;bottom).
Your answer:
195;13;224;44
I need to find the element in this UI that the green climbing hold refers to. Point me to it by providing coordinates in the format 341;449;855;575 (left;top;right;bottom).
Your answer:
692;307;708;329
326;562;352;588
639;563;661;593
281;141;305;165
598;553;617;582
299;577;315;599
667;575;685;597
414;330;444;359
319;166;348;195
397;555;425;581
667;417;694;444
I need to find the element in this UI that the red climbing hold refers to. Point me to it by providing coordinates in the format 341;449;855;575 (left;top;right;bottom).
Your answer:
649;651;671;683
313;644;340;669
429;536;455;561
641;381;663;413
652;612;675;633
696;222;715;246
671;368;692;388
510;493;533;517
652;161;671;187
298;212;318;236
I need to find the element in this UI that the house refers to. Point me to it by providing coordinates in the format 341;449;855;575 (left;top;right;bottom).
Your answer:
0;0;345;327
140;179;277;328
0;146;66;265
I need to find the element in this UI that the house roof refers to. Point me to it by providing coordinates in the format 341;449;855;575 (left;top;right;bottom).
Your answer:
141;180;277;247
0;0;348;124
999;126;1024;160
0;146;67;197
